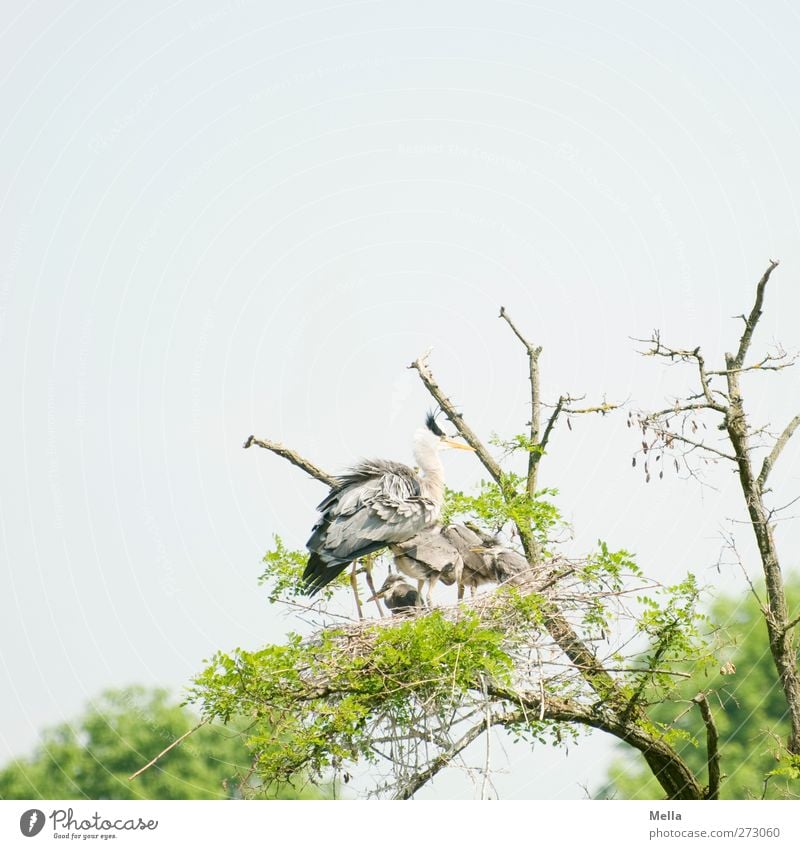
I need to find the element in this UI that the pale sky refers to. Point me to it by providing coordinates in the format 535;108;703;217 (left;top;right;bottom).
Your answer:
2;0;800;799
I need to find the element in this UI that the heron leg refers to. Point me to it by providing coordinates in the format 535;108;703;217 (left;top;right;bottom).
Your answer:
427;574;439;607
350;563;363;620
470;586;477;598
363;557;385;618
457;582;465;601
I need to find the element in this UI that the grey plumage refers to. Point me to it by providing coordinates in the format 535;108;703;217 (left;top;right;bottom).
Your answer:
301;415;474;596
391;523;529;604
479;545;530;583
441;524;499;598
444;524;531;597
368;573;420;615
390;526;463;606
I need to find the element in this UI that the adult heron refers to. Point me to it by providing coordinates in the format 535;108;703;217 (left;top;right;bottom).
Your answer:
301;414;475;596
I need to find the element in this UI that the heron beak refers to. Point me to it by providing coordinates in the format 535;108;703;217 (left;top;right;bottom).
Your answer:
366;590;386;602
469;546;488;553
441;436;476;451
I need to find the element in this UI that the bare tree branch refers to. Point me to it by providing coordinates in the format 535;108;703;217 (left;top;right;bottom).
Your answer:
129;720;209;781
784;611;800;636
694;692;721;800
498;307;543;496
562;400;620;416
642;260;800;756
731;260;780;368
757;414;800;491
244;435;336;487
408;352;504;486
488;687;704;800
642;422;737;462
538;395;565;461
637;333;727;413
392;713;499;799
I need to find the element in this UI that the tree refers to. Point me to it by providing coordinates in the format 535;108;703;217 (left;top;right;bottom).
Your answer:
0;686;322;799
187;263;798;799
601;579;800;799
633;260;800;768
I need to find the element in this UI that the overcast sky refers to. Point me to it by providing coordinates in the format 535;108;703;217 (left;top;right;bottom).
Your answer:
2;0;800;799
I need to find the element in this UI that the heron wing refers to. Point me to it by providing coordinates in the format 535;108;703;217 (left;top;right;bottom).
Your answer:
392;528;461;573
442;524;496;583
303;459;438;595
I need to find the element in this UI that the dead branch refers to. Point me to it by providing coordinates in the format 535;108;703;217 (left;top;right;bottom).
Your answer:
129;720;208;781
243;435;336;487
636;333;726;413
392;712;506;799
562;400;620;415
757;414;800;491
498;306;543;495
731;260;780;368
642;421;736;462
408;352;504;486
538;395;565;461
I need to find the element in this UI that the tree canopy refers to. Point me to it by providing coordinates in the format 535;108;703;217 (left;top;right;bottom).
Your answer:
0;686;323;800
602;578;800;799
187;263;800;799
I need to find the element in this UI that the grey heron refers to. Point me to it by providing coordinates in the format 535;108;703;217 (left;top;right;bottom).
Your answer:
442;524;531;598
389;525;463;606
367;573;421;616
301;414;475;596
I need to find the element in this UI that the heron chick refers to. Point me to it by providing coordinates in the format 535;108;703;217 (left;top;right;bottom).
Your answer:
367;574;421;616
390;525;463;607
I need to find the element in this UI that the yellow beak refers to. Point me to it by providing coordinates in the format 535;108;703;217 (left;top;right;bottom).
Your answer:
442;436;476;451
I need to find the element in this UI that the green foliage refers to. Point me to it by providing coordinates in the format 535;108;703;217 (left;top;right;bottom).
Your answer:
0;686;323;800
259;534;311;603
442;473;562;544
630;574;714;693
602;578;800;799
259;534;352;603
189;606;527;788
490;432;545;458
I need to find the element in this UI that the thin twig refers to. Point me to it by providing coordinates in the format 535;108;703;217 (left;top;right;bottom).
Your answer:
784;612;800;635
480;674;492;800
129;720;209;781
498;306;542;495
392;715;499;799
757;414;800;490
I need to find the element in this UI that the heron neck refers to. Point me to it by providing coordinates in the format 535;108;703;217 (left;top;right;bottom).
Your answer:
414;442;445;506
